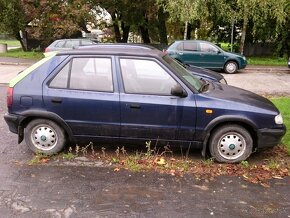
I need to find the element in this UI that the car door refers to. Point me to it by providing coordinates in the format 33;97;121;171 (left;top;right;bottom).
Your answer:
117;57;191;141
178;41;202;67
43;56;120;137
199;42;225;69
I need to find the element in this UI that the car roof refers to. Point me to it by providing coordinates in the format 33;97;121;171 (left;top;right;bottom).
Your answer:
57;44;164;57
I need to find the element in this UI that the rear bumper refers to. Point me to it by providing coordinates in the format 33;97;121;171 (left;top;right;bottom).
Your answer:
257;126;286;148
4;113;24;134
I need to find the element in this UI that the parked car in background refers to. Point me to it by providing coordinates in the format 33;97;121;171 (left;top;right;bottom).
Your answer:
4;45;285;163
45;38;98;52
166;40;247;74
79;44;227;84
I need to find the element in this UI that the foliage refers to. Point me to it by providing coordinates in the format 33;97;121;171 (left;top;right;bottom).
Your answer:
271;97;290;154
0;0;289;56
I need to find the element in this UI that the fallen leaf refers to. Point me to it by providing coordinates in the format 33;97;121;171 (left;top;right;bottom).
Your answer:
157;157;166;165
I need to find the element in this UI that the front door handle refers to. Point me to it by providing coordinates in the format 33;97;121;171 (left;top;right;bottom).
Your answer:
51;98;62;104
129;104;141;109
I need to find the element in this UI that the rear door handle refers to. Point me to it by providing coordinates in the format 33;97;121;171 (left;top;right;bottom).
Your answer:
129;104;141;109
51;98;62;104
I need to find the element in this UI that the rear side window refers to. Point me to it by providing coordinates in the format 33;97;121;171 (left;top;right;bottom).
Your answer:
49;57;113;92
183;42;199;51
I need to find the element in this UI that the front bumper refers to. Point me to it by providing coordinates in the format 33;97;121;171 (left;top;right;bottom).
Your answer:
256;126;286;148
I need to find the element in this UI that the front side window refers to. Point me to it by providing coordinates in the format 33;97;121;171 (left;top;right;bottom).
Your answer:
49;57;113;92
120;58;178;95
163;55;202;91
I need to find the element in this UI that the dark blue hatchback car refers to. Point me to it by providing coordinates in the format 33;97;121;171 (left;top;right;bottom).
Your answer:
4;45;286;163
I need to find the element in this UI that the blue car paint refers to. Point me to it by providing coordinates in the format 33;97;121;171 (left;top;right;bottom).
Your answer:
4;48;285;156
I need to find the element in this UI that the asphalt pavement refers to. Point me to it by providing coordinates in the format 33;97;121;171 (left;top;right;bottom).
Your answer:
0;58;290;217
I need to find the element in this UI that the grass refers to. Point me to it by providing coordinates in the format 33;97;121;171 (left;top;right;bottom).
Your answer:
247;56;287;66
0;48;43;60
0;39;21;47
271;97;290;153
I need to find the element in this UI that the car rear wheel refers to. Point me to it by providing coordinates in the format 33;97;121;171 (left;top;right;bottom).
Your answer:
25;119;66;155
224;61;238;74
209;125;253;163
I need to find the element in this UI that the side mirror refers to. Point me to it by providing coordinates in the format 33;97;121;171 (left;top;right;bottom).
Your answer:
171;84;187;97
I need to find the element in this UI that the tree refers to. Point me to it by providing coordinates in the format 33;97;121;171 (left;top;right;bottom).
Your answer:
0;0;28;49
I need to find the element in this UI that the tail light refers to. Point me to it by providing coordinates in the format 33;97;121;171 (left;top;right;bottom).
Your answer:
162;49;168;55
7;87;13;107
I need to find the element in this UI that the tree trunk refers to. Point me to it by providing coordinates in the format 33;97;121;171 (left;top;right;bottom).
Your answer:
121;22;130;43
111;12;121;43
240;15;248;55
139;18;150;43
184;21;188;40
186;23;192;40
158;6;168;45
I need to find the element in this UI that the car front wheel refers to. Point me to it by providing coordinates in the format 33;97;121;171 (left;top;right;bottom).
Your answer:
24;119;66;155
224;61;238;74
209;125;253;163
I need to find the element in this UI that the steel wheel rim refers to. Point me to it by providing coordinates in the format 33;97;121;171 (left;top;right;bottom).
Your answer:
217;132;246;160
226;63;237;73
30;124;58;151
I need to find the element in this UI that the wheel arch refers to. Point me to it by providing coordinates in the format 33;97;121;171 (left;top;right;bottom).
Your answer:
19;110;75;143
201;116;258;157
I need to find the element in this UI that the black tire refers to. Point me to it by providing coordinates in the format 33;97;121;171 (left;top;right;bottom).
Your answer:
209;125;253;163
224;61;238;74
24;119;66;155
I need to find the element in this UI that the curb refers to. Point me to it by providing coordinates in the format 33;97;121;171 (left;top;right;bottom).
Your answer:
0;61;33;66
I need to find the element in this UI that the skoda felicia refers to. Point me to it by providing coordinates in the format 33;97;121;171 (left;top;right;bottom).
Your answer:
4;45;285;163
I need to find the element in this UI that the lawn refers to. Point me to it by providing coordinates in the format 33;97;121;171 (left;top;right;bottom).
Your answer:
0;39;21;47
0;48;43;60
247;56;287;66
271;97;290;153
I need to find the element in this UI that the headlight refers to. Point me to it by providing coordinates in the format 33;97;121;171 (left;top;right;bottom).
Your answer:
243;56;246;61
275;114;283;125
219;78;227;84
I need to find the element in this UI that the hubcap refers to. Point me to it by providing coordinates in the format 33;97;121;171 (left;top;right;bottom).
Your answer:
226;63;237;73
217;132;246;160
31;125;58;151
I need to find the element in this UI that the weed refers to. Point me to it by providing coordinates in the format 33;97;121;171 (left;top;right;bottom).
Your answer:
145;141;154;158
111;157;120;164
29;153;50;165
115;146;120;157
126;157;141;172
101;147;106;158
267;160;279;169
241;160;249;168
203;158;214;166
62;152;76;161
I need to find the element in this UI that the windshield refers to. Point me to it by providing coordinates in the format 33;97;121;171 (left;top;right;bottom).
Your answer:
163;55;203;91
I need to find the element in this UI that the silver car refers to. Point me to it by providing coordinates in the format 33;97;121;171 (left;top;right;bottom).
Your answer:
45;38;97;52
